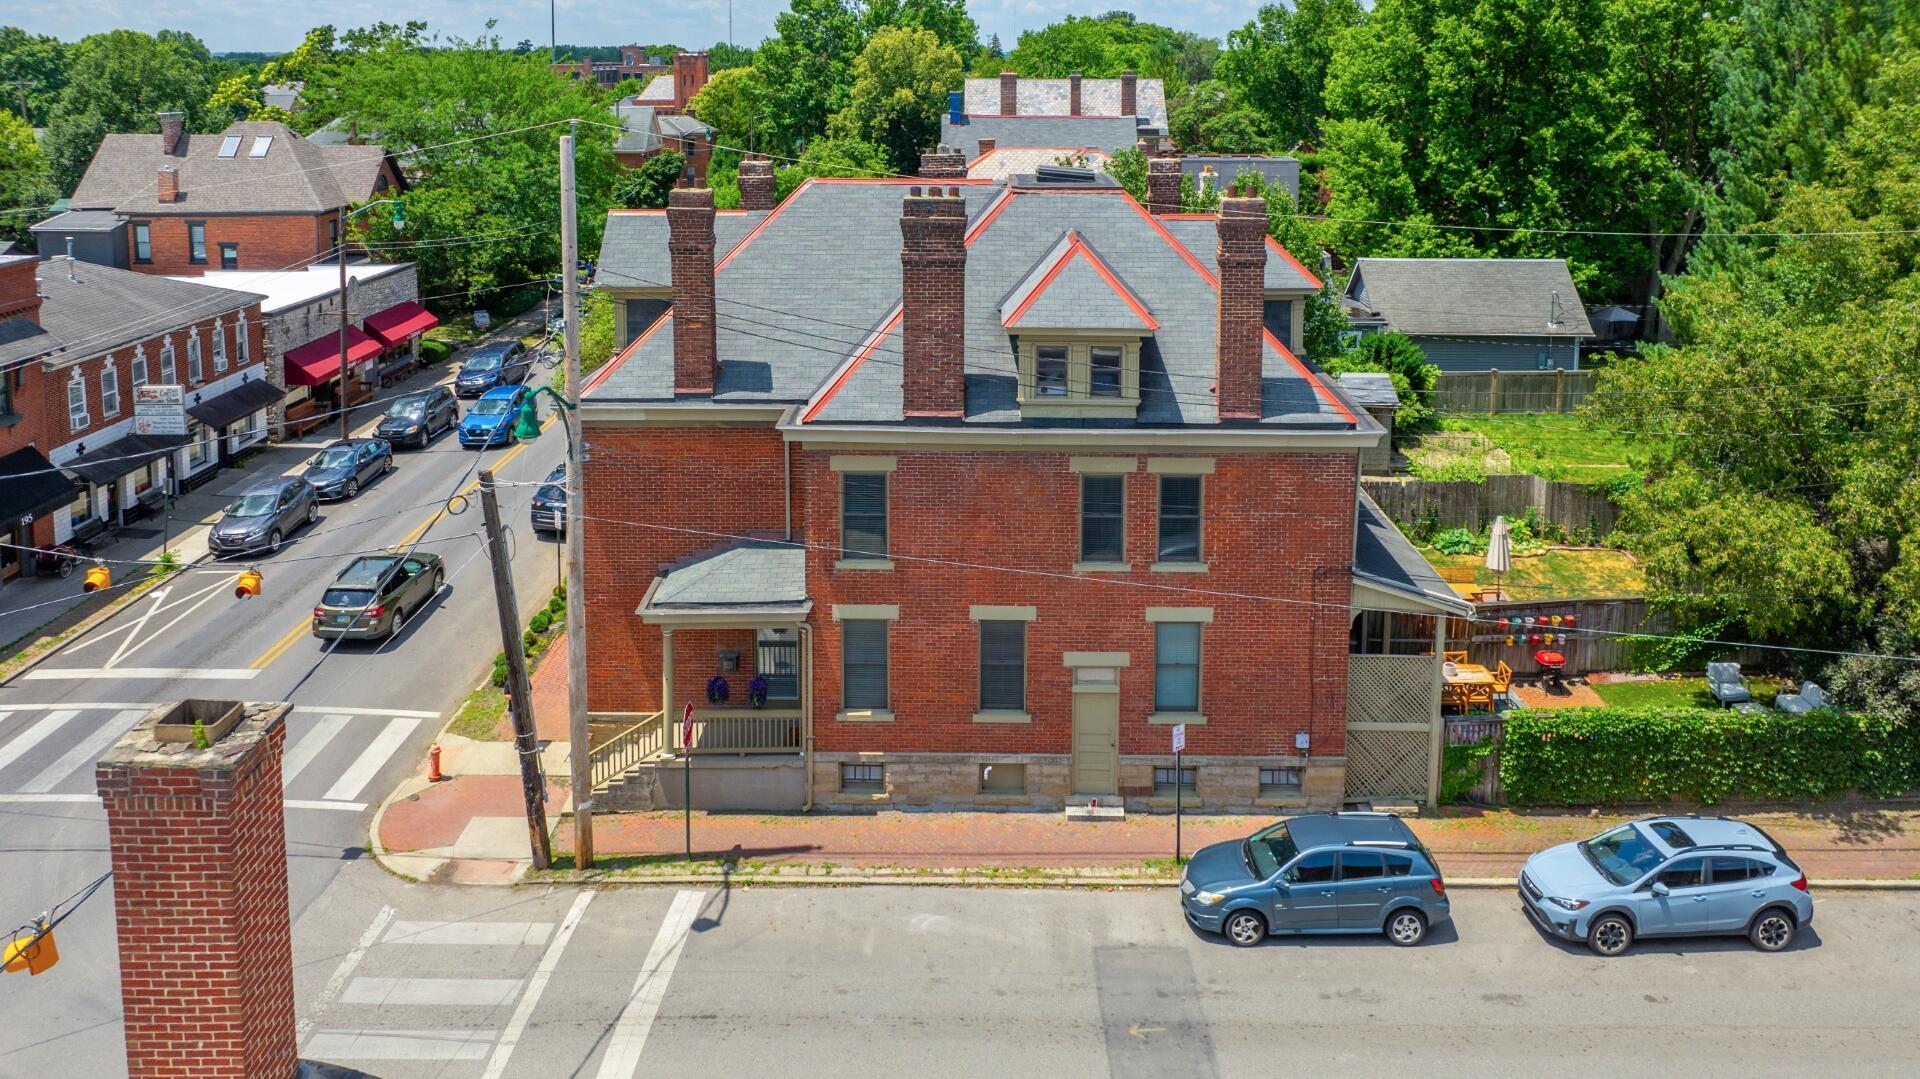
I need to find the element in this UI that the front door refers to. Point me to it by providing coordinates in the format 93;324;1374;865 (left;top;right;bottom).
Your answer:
1070;688;1119;795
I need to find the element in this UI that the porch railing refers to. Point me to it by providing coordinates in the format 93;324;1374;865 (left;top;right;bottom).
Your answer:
676;708;804;754
588;710;666;790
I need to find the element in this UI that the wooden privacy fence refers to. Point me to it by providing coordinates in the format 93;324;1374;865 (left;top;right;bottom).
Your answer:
1447;596;1662;677
1363;475;1622;538
1433;368;1598;414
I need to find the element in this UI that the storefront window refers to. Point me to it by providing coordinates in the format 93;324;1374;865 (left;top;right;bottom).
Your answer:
187;422;213;468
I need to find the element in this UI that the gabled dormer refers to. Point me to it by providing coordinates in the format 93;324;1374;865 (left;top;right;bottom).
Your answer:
999;228;1157;417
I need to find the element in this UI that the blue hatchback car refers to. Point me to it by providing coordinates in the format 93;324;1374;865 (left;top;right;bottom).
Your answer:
1520;815;1812;956
459;385;529;448
1181;813;1450;948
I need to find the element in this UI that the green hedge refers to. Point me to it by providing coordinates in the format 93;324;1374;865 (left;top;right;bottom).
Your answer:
1500;706;1920;806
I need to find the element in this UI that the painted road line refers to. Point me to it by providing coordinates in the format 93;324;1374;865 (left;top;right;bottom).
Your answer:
103;586;169;669
18;666;261;681
1;703;442;720
299;904;396;1044
0;709;80;778
384;920;554;948
281;714;352;789
0;703;156;712
595;889;705;1079
283;799;367;812
302;1029;492;1062
293;705;442;719
480;890;596;1079
320;716;420;802
344;977;526;1008
18;709;145;793
250;620;310;670
104;575;234;668
62;576;230;656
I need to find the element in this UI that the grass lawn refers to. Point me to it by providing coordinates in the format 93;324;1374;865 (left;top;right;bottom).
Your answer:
1424;547;1644;598
446;681;510;741
1406;413;1648;486
1591;676;1782;709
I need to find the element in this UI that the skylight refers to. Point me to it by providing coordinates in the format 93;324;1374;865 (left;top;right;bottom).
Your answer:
218;135;242;158
249;135;273;158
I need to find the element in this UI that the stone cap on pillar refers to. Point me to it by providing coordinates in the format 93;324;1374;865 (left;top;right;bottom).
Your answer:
96;700;293;797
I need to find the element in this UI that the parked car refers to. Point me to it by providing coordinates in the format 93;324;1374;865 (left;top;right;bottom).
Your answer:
302;438;393;501
1181;813;1449;948
312;552;446;642
208;478;317;556
459;385;531;448
375;387;459;449
453;341;529;397
1519;816;1811;956
530;463;566;534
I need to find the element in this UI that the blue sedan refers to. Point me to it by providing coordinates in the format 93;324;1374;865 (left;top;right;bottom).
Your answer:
458;385;530;448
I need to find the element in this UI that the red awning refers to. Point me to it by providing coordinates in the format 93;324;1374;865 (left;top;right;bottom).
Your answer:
285;327;383;386
363;300;441;348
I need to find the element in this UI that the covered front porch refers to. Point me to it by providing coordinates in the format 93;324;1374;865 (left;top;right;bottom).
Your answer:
587;540;814;809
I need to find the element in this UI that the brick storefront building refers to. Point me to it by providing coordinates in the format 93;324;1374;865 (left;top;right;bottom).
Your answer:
581;167;1470;813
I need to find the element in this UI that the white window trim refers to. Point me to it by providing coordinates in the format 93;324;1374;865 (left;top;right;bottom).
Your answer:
212;318;228;371
66;372;88;431
235;316;250;363
100;365;119;417
131;345;149;388
1017;339;1142;414
187;335;203;383
159;341;176;384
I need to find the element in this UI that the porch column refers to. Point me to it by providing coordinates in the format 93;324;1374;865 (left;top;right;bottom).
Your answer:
660;627;675;749
1428;615;1446;809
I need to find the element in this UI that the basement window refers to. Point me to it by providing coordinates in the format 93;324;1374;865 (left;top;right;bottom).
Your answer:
979;763;1026;795
1153;766;1196;796
840;763;884;794
1259;768;1302;797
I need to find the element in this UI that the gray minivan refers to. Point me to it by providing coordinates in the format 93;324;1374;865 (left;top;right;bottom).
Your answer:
1181;813;1450;947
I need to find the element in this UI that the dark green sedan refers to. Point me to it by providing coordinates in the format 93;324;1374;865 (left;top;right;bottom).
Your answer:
312;552;445;642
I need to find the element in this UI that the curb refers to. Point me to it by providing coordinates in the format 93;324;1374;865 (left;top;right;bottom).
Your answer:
366;674;498;885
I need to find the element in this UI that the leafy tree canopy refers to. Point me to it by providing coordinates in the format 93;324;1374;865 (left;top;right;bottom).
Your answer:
688;66;772;152
614;151;686;209
0;110;54;244
0;26;68;126
1215;0;1363;148
828;27;964;174
1006;13;1215;82
41;29;217;193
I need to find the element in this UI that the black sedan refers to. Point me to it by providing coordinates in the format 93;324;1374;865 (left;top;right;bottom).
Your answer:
302;438;394;501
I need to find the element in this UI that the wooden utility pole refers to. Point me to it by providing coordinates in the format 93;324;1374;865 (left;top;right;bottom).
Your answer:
561;123;594;868
478;468;552;870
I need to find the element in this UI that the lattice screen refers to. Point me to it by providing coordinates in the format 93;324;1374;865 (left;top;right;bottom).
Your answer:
1345;654;1439;801
1347;655;1435;726
1345;728;1432;800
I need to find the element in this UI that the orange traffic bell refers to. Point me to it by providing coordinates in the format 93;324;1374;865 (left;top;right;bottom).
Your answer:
234;568;263;599
3;920;58;976
82;564;109;593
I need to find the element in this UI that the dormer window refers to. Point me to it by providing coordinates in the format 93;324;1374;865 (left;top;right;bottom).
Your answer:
1090;346;1123;396
1000;228;1156;419
1035;346;1068;396
1015;338;1144;414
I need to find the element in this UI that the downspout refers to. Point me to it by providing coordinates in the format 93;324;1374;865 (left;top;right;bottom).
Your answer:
800;621;814;811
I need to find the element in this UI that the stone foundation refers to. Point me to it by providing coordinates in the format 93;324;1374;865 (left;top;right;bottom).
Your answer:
810;751;1346;812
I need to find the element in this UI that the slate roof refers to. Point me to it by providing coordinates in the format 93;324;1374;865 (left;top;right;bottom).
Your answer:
962;77;1168;126
634;75;677;103
1158;216;1321;293
643;541;809;614
597;210;770;294
999;230;1155;332
941;115;1140;155
656;114;713;140
967;147;1111;181
1353;489;1474;614
71;121;391;215
0;446;80;521
24;257;263;367
1345;258;1595;338
1337;372;1400;409
614;105;659;154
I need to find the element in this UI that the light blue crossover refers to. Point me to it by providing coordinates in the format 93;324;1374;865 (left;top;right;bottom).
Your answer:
1519;816;1812;956
459;385;530;448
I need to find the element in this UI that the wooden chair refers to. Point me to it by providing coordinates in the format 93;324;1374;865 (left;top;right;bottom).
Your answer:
1444;650;1470;664
1492;661;1513;705
1465;683;1495;713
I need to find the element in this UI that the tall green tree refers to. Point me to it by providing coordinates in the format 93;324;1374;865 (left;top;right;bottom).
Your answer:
0;110;54;244
689;66;772;152
1165;80;1274;153
1006;13;1213;81
0;27;67;126
829;27;963;173
41;29;217;193
1215;0;1365;147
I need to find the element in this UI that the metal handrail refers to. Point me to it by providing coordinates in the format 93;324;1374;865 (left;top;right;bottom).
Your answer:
588;711;665;790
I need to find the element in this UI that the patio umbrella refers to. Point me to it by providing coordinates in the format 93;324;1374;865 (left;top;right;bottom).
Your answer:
1485;516;1512;600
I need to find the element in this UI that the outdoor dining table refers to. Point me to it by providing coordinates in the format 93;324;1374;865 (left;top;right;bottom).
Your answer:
1443;663;1497;713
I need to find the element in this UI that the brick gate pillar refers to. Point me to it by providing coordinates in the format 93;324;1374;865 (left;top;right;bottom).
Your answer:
95;700;297;1079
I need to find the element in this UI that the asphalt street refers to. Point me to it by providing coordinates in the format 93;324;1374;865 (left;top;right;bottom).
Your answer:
280;870;1920;1079
0;340;569;1076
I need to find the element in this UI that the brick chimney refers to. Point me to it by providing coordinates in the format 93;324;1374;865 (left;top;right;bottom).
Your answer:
999;70;1019;116
1215;183;1267;422
975;137;996;159
668;185;718;396
156;164;180;204
1119;71;1138;117
156;111;186;155
96;701;297;1079
900;186;967;418
0;254;40;324
737;156;775;212
919;144;967;179
1147;155;1182;214
1069;72;1083;116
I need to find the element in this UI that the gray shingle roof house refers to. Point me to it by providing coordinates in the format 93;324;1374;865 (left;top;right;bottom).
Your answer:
1342;257;1595;372
21;256;263;369
71;120;393;216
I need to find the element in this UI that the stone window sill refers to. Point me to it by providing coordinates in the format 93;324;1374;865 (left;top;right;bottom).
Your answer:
836;708;895;723
835;558;894;571
971;710;1032;724
1072;561;1131;574
974;793;1030;805
1150;561;1208;574
1147;712;1206;725
836;790;889;801
1254;795;1309;808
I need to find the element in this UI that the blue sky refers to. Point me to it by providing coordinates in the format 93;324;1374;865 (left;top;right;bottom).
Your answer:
8;1;1258;56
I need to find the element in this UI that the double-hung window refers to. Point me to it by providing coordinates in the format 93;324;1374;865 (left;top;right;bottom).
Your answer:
187;335;203;383
219;243;239;270
1154;622;1202;713
100;365;120;416
1089;346;1123;397
1034;344;1069;396
1157;476;1202;563
188;222;207;264
842;620;889;710
159;340;177;384
66;373;88;431
1079;474;1124;563
977;621;1027;712
212;318;229;372
840;473;888;560
235;317;250;363
131;346;149;388
131;221;152;263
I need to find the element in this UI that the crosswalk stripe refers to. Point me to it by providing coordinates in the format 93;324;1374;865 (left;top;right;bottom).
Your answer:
595;889;705;1079
321;717;420;802
299;905;395;1045
303;1029;492;1062
343;977;525;1007
18;709;146;794
282;714;352;789
480;891;596;1079
384;921;553;947
0;709;80;778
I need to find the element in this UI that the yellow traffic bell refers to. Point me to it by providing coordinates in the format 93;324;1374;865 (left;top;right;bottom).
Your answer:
82;564;110;593
234;568;263;599
3;920;57;976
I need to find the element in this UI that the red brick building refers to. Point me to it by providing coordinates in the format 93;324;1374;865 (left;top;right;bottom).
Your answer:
579;166;1469;813
65;113;401;277
0;253;273;585
555;45;672;88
